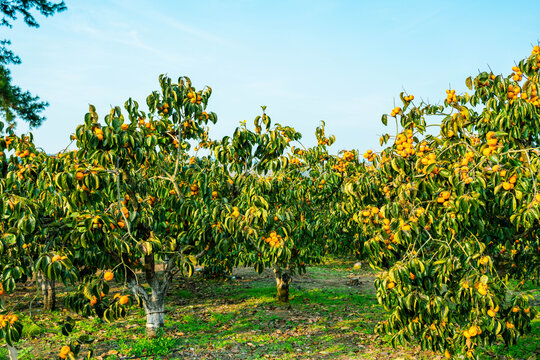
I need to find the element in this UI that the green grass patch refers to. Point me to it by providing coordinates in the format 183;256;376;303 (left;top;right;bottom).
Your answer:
1;262;537;360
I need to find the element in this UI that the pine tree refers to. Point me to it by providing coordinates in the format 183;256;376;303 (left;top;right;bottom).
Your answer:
0;0;66;131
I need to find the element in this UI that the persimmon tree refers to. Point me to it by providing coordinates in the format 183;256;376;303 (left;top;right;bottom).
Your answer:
13;151;77;308
0;133;82;359
257;123;359;302
343;46;540;358
212;119;358;302
210;109;306;302
54;76;225;338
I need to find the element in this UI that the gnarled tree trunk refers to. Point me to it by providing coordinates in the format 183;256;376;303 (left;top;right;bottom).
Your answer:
7;345;18;360
273;264;291;303
38;272;56;311
142;288;166;338
129;280;167;338
127;254;172;338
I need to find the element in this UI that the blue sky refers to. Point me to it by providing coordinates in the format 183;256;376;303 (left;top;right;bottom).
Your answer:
6;0;540;154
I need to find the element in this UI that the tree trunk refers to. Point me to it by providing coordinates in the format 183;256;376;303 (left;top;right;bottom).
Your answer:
128;279;167;338
7;345;18;360
143;291;166;338
273;265;291;303
127;253;173;338
38;272;56;311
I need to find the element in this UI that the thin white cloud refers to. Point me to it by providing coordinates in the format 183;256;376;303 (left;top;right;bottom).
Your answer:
247;80;318;100
156;15;237;48
69;20;180;63
107;0;238;49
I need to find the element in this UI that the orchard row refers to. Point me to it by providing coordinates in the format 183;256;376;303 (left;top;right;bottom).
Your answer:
1;47;540;359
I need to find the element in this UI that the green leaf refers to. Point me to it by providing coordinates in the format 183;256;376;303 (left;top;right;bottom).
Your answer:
489;154;499;163
495;321;502;335
465;76;472;90
426;163;436;175
438;169;450;177
2;233;16;245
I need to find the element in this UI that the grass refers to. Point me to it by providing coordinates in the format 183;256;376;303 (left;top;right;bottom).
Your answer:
0;259;538;359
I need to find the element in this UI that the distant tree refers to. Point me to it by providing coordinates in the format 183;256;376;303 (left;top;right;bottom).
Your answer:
0;0;66;130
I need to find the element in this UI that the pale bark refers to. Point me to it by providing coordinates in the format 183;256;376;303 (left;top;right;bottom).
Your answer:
273;264;291;303
7;345;18;360
128;277;167;338
38;272;56;311
123;240;208;337
127;255;173;338
144;295;165;338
